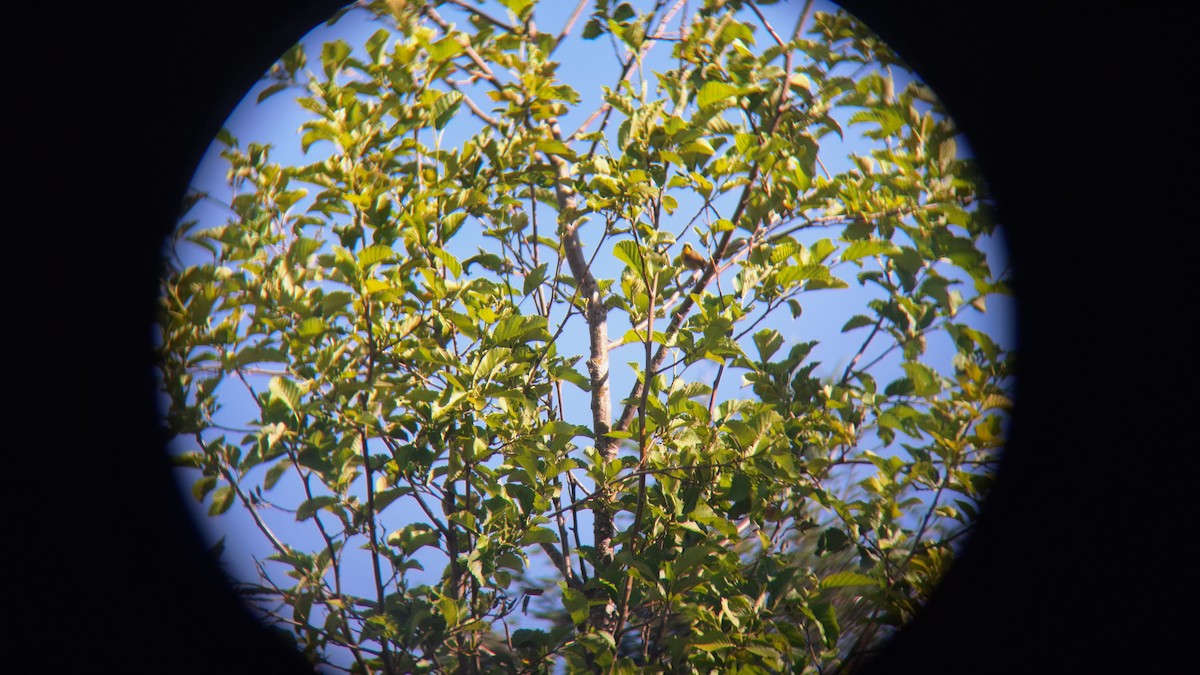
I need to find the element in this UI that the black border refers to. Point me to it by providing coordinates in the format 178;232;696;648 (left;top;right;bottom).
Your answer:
75;1;1151;672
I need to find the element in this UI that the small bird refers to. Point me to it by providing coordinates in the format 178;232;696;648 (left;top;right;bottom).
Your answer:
679;242;709;271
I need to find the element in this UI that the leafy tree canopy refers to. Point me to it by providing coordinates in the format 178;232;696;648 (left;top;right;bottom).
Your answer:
159;0;1014;672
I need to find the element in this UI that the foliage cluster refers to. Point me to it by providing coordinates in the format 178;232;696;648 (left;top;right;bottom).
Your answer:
159;0;1013;672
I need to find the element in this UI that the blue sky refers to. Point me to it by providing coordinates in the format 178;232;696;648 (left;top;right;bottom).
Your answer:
167;0;1015;662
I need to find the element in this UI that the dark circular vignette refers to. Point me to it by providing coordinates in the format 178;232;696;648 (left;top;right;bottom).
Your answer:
80;1;1143;673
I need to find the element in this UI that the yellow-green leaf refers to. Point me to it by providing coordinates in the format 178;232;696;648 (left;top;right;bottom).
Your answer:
269;376;302;414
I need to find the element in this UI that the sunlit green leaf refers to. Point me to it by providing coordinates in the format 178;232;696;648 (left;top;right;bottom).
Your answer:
842;239;901;262
358;244;395;267
697;81;738;109
426;35;463;61
268;376;302;414
820;571;879;589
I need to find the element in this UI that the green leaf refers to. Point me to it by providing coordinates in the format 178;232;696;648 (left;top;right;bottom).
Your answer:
536;138;576;159
902;361;941;396
365;28;391;63
209;485;234;516
841;314;875;332
697;81;738;109
691;630;734;652
256;81;291;103
372;487;409;514
280;42;306;78
939;137;957;173
816;527;849;555
268;376;302;415
431;90;464;130
523;263;548;296
521;528;559;545
813;601;840;648
296;317;326;339
819;571;879;589
561;586;589;625
426;35;463;61
321;290;354;315
173;452;204;469
430;246;463;278
319;39;352;78
438;596;460;627
263;461;289;490
387;523;440;555
753;329;783;362
613;240;643;270
296;496;339;521
192;475;217;502
358;244;395;267
842;239;900;262
550;363;591;392
582;17;604;39
493;314;550;345
464;252;505;274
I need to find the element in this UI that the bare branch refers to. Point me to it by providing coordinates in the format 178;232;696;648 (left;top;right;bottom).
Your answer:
552;0;591;53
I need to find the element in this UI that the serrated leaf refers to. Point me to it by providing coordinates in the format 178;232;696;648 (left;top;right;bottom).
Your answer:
734;132;757;155
321;290;354;315
430;246;462;278
697;81;738;109
358;244;395;267
296;316;326;338
269;376;302;414
692;632;734;652
431;90;464;130
612;240;643;270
